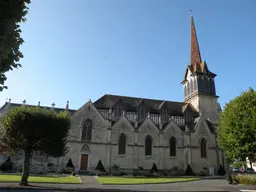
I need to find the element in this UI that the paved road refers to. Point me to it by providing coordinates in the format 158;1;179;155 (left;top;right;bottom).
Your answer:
79;177;256;191
0;178;255;192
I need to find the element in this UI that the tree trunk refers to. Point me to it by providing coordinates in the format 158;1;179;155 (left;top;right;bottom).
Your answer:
249;158;253;169
19;150;32;186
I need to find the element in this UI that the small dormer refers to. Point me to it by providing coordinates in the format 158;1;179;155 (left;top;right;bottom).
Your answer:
182;104;194;125
112;97;124;120
137;99;147;123
159;101;169;123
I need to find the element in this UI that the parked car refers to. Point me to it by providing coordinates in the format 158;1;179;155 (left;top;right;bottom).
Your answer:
232;168;240;173
245;168;255;173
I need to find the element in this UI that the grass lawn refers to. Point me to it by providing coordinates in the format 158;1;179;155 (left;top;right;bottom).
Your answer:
96;176;200;185
0;174;81;184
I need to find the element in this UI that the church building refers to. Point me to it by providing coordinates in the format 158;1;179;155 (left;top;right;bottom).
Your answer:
0;16;226;174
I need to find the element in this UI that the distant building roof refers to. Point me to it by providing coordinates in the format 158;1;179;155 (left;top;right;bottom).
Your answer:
0;102;76;116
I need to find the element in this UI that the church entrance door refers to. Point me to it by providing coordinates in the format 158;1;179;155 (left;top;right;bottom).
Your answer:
80;154;89;170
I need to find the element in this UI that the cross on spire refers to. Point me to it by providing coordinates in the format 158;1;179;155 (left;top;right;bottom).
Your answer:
22;99;26;105
51;102;55;108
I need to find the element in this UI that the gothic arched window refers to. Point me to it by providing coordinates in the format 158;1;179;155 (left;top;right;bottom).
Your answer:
81;118;92;141
118;133;126;154
200;138;207;158
170;137;176;156
145;135;152;156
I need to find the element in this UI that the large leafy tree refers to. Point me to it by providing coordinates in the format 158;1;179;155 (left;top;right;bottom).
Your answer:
0;0;30;91
0;106;71;186
218;88;256;167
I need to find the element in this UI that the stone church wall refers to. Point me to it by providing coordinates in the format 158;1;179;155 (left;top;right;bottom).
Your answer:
110;145;134;170
137;146;160;170
198;96;219;124
163;148;184;170
190;148;219;174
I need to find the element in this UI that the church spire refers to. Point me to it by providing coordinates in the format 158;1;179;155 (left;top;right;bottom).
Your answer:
190;13;202;71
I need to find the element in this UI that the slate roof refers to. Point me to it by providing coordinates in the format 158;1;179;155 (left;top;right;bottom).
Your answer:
183;117;215;133
93;94;191;116
205;119;216;133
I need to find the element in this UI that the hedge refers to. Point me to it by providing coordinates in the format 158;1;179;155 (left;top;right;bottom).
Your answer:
234;174;256;185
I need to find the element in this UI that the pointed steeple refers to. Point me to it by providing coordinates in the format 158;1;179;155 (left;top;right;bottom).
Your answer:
190;14;202;72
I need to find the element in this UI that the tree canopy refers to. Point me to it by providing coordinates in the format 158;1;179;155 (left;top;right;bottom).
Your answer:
218;88;256;164
0;0;30;91
0;106;71;185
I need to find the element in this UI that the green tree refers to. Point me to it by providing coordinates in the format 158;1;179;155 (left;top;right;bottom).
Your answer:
232;161;247;169
0;0;30;91
248;155;256;168
0;106;71;186
218;88;256;166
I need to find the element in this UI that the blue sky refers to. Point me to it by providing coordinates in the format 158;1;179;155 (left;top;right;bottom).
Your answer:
1;0;256;109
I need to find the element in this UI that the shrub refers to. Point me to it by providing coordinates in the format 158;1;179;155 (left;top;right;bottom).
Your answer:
58;169;63;174
184;164;194;176
95;160;105;172
63;167;74;174
197;170;207;176
66;159;75;169
47;162;54;167
0;157;13;171
112;164;119;171
120;171;127;176
113;172;122;176
63;159;75;174
218;165;226;176
133;169;139;176
234;174;256;185
71;172;76;176
150;163;158;173
172;166;178;171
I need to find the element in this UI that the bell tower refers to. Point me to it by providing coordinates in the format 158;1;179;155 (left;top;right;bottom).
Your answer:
181;14;220;124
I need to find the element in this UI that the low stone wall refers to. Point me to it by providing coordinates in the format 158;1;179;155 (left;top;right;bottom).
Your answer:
0;154;61;174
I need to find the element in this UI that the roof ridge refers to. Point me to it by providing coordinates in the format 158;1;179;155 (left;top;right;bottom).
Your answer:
104;94;184;104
